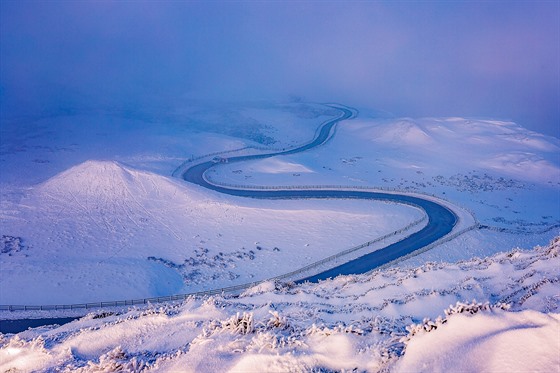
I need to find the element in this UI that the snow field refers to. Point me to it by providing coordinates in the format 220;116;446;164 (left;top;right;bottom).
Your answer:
3;103;558;306
0;160;423;304
214;114;560;253
0;102;332;187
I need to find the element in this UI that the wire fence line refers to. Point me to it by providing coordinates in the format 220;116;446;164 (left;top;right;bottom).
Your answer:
205;174;473;214
270;215;427;282
0;214;428;312
2;171;475;312
2;106;474;313
171;107;350;179
373;222;482;273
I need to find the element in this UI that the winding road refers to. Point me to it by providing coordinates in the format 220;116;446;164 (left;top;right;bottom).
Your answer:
0;104;458;334
181;104;457;282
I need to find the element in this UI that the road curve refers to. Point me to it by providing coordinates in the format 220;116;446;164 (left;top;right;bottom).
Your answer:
181;104;457;283
0;104;458;334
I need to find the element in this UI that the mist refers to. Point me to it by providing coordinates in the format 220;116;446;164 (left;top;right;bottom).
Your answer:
1;1;558;137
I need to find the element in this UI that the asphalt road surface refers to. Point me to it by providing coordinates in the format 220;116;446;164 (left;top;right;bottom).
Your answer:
181;105;457;283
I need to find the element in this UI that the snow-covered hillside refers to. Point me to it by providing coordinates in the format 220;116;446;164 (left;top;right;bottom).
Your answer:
0;159;422;304
1;237;558;372
1;101;558;306
214;113;560;260
0;102;372;304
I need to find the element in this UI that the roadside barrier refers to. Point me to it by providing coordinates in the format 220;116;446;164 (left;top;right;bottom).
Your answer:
171;104;354;179
374;223;482;272
1;104;477;312
0;211;428;312
2;162;480;312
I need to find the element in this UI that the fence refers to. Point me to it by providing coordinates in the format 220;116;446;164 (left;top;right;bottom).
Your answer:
0;214;428;312
1;104;479;312
171;146;253;178
373;222;482;273
1;172;478;312
171;105;355;180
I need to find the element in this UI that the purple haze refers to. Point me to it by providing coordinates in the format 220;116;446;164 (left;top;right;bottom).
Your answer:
1;1;558;137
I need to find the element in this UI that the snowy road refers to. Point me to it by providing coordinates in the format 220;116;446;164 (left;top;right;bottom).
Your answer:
181;105;458;282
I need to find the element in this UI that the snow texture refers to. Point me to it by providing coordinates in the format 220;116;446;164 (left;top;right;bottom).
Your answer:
0;237;558;372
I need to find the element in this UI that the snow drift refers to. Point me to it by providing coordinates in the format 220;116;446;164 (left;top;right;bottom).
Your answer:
1;237;558;372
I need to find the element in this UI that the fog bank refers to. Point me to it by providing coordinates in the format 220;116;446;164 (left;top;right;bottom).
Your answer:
1;1;558;137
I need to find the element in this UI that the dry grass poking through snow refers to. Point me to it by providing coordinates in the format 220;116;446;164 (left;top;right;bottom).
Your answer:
1;237;558;372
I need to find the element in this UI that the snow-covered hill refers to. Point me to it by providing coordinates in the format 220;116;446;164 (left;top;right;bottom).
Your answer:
1;237;557;372
0;159;421;304
214;114;560;261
